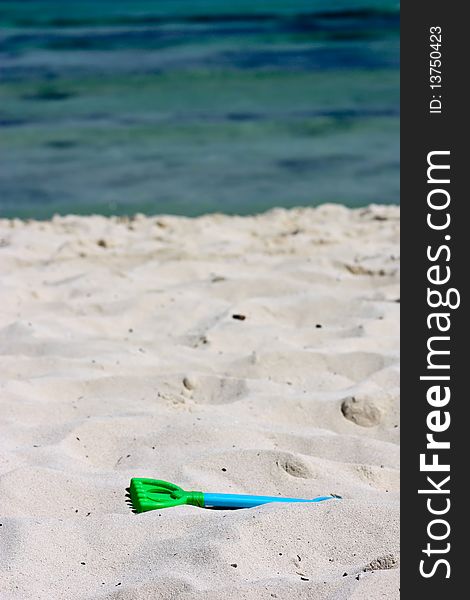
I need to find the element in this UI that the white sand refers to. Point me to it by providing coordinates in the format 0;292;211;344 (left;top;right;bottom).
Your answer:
0;205;399;599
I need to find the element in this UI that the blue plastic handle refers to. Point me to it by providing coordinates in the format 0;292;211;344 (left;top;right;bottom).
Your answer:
202;492;337;509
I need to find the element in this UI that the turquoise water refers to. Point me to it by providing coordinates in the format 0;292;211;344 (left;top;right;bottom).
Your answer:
0;1;399;218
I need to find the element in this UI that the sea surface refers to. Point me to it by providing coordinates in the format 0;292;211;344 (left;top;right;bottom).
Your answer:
0;0;399;218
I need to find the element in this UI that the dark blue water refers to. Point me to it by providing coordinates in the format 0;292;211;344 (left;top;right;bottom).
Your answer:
0;1;399;218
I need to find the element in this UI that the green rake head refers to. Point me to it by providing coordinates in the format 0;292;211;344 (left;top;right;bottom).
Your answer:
129;478;204;513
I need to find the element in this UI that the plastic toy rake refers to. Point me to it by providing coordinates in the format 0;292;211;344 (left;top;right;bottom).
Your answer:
129;478;339;513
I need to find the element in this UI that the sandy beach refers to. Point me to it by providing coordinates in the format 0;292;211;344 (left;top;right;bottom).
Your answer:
0;205;399;599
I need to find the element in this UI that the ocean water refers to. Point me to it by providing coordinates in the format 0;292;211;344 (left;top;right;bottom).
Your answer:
0;0;399;218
